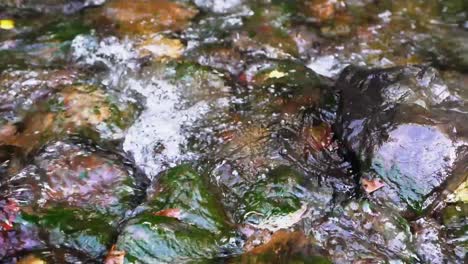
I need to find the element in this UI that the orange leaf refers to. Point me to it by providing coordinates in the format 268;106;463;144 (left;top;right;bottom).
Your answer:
153;208;182;219
104;245;125;264
361;178;385;193
303;123;332;152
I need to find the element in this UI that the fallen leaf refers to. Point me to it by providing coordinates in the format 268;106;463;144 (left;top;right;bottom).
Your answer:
303;123;332;152
153;208;182;220
451;180;468;203
17;254;46;264
361;178;385;193
268;70;287;79
104;245;125;264
137;35;184;60
0;19;15;30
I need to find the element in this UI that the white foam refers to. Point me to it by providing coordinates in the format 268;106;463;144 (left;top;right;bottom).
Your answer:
71;34;217;179
122;78;210;179
194;0;243;13
71;35;138;70
307;55;345;78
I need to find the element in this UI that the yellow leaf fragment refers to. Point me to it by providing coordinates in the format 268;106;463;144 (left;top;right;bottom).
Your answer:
0;19;15;30
453;181;468;203
268;70;287;79
138;36;184;60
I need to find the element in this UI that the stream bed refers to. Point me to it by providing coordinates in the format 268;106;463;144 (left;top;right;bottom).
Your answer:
0;0;467;263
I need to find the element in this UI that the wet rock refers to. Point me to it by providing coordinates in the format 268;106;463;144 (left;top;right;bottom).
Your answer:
0;9;91;69
58;85;137;138
413;218;455;264
1;141;141;259
116;212;226;263
21;208;117;258
233;5;299;58
0;112;55;154
238;166;333;231
0;0;105;14
2;244;99;263
439;0;467;24
336;65;468;215
0;84;136;155
236;230;331;264
442;202;468;261
0;199;44;259
146;164;231;233
17;254;46;264
193;0;245;14
213;122;286;178
443;177;468;261
87;0;198;36
244;60;334;115
311;200;418;262
185;43;244;75
419;28;468;72
116;164;237;262
182;13;245;43
32;141;140;215
0;68;79;120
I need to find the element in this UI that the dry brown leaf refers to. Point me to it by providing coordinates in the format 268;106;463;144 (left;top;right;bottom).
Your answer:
153;208;182;220
104;245;125;264
361;178;385;193
137;36;184;60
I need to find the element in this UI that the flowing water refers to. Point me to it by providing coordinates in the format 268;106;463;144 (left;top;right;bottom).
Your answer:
0;0;467;263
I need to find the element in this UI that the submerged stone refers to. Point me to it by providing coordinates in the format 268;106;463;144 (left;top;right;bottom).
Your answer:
32;141;139;215
88;0;198;36
146;164;231;233
0;0;105;14
311;200;418;262
336;65;468;215
0;141;141;259
21;208;116;258
442;202;468;261
116;165;237;263
235;230;331;264
237;166;333;231
0;84;136;155
0;199;44;259
116;212;225;263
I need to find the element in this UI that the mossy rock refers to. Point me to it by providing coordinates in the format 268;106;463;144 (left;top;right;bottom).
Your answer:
116;165;237;263
147;164;231;233
116;212;229;263
21;208;117;259
86;0;198;36
33;141;140;216
240;165;332;229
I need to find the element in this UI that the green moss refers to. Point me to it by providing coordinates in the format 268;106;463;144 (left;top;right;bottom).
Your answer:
117;212;225;263
148;164;231;233
22;208;117;258
241;166;307;224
